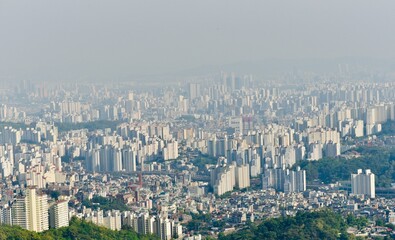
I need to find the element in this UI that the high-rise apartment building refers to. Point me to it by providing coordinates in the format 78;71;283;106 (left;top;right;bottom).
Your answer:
262;166;306;193
351;169;375;198
163;140;179;160
137;212;155;235
188;83;201;101
49;200;69;229
210;159;236;196
154;217;172;240
122;147;137;172
11;187;49;232
235;164;250;189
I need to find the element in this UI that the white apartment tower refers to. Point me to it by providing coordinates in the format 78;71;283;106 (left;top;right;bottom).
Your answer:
11;197;28;229
351;169;375;198
154;217;172;240
138;212;155;235
26;187;49;232
103;210;122;231
188;83;201;100
210;161;236;196
236;164;250;189
113;148;123;172
262;166;306;193
163;140;179;160
49;200;69;229
122;147;137;172
12;187;49;232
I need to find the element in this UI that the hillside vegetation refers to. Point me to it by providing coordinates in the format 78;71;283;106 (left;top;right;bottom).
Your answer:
299;146;395;187
0;217;158;240
219;210;366;240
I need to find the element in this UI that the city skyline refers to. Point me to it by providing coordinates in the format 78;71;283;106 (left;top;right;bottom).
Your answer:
1;1;395;239
1;1;395;82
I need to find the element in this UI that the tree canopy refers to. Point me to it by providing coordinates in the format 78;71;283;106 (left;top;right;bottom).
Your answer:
81;195;129;212
0;217;158;240
219;210;366;240
298;146;395;187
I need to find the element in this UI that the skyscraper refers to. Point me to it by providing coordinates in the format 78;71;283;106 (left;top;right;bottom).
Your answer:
26;187;49;232
262;166;306;193
236;164;250;189
12;187;49;232
113;148;123;171
122;147;137;172
138;212;155;235
210;159;236;196
11;196;27;229
188;83;200;101
154;217;172;240
351;169;375;198
49;200;69;229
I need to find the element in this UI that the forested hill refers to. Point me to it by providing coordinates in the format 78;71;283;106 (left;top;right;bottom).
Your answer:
298;146;395;187
218;210;367;240
0;217;158;240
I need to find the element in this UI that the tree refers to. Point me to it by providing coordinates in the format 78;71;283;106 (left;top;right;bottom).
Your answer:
219;210;361;240
0;216;159;240
49;190;61;200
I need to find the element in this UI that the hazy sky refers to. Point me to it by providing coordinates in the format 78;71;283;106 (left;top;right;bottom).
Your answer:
1;0;395;81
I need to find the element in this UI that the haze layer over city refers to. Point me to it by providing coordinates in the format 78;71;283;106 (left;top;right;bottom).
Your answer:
1;1;395;240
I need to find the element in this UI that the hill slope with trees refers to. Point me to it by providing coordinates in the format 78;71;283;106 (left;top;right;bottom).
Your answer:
0;217;158;240
218;210;366;240
298;146;395;187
